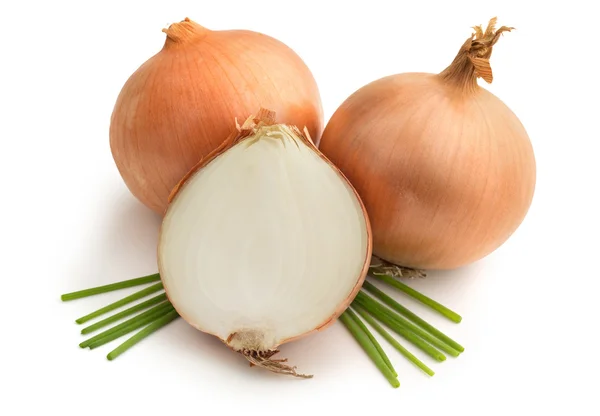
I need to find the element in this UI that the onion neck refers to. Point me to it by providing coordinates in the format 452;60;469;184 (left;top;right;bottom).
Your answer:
438;17;513;94
162;17;209;45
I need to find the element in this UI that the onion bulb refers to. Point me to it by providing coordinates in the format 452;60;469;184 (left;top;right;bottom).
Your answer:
110;18;323;214
157;109;371;377
318;18;536;270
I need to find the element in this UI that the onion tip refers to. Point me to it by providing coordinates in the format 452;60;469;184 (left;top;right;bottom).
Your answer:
162;17;209;44
440;17;514;89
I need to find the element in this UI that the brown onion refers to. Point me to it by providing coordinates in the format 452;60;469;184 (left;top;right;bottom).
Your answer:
110;18;323;214
318;18;536;270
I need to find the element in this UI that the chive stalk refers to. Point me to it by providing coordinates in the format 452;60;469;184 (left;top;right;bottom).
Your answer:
347;307;397;377
363;281;464;352
107;310;180;360
81;293;168;334
88;304;175;349
354;295;446;362
79;301;173;348
61;273;161;301
352;304;434;376
75;282;164;324
339;310;399;388
356;291;459;357
370;274;462;323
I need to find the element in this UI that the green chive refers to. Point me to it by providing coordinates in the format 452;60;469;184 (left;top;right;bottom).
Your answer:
354;294;446;362
107;310;180;361
363;281;464;353
370;274;462;323
75;282;164;324
79;301;172;348
88;304;175;349
353;304;434;376
81;293;168;334
356;291;459;357
61;273;161;301
339;310;399;388
347;307;397;377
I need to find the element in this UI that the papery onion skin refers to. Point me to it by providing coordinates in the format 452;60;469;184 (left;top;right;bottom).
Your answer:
110;18;323;214
318;19;536;270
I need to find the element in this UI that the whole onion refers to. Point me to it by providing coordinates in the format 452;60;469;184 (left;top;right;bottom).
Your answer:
109;18;323;214
318;18;536;270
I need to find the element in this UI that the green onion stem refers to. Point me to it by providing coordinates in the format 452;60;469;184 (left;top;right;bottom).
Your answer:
61;273;161;301
354;295;446;362
81;293;168;334
339;310;399;388
107;310;180;361
88;304;175;349
363;281;464;353
79;301;172;348
352;303;434;377
75;282;164;324
356;291;459;357
370;274;462;323
347;307;397;377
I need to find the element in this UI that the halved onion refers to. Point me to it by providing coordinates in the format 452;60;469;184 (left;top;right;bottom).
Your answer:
157;109;372;377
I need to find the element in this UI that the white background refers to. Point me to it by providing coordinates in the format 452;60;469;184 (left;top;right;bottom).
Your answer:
1;0;598;415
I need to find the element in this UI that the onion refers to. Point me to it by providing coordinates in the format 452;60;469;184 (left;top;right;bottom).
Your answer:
109;18;323;214
157;109;372;377
318;18;536;270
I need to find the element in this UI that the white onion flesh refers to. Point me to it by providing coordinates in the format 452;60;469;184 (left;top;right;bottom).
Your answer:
158;121;370;355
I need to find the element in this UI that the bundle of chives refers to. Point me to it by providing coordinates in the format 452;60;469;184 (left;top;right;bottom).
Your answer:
61;270;464;387
62;274;180;360
341;273;464;385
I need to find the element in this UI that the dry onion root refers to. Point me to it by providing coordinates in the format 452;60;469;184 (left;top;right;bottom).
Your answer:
109;17;323;214
157;109;372;377
319;18;536;270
